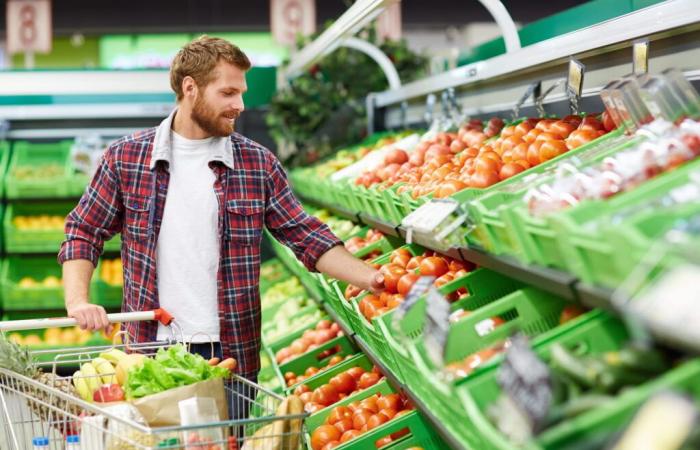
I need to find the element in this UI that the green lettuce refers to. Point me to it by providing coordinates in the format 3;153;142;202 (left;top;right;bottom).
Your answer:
124;344;230;399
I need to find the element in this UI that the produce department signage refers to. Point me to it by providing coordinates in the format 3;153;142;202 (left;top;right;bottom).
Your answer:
270;0;316;47
6;0;52;54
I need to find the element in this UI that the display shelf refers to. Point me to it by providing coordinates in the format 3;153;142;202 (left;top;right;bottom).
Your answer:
357;212;400;237
575;282;618;312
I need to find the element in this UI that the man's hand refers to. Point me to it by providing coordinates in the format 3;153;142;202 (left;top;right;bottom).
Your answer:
368;271;385;294
67;302;110;331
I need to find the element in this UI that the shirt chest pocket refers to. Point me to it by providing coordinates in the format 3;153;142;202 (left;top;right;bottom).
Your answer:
123;193;152;241
226;198;264;245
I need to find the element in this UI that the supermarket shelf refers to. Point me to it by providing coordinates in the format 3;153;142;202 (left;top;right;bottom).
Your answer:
297;194;360;222
575;282;617;311
372;0;700;109
357;212;400;237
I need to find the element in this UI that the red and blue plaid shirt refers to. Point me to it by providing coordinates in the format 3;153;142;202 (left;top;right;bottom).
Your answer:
58;123;341;379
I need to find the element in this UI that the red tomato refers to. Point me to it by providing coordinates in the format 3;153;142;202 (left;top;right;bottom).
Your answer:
311;425;341;450
560;305;586;324
514;120;534;136
434;272;455;288
602;110;616;132
340;430;361;443
312;384;340;406
378;407;398;421
320;441;340;450
566;129;601;150
499;163;526;180
406;256;425;271
346;367;366;381
358;372;381;390
377;393;403;411
375;436;393;448
384;149;409;165
340;430;362;444
305;402;325;414
328;406;353;424
538;140;568;162
329;372;356;394
470;170;500;188
397;273;420;296
380;264;407;294
300;392;313;404
391;426;411;440
578;116;603;131
359;395;379;412
419;257;449;277
353;411;372;430
334;418;355;434
368;414;388;430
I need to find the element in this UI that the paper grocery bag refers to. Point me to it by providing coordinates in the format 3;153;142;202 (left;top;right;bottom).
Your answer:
130;378;228;426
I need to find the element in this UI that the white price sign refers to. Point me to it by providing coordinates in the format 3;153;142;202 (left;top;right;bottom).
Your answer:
402;199;459;234
6;0;52;54
270;0;316;47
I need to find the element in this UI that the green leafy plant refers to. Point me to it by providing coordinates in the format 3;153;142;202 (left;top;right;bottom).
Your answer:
267;25;428;167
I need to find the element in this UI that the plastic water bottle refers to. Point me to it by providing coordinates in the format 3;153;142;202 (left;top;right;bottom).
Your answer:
66;435;81;450
31;437;49;450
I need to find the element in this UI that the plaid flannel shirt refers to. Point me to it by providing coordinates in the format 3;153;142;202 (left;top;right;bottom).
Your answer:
58;115;342;379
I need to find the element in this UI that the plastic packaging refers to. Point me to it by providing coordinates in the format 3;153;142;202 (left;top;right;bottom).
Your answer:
66;435;81;450
178;396;224;448
32;437;49;450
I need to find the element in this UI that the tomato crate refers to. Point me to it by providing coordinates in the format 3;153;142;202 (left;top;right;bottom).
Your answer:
262;304;324;347
5;140;75;199
457;311;691;450
304;378;444;450
383;268;523;388
384;183;411;222
464;130;627;255
503;136;644;267
1;256;98;311
550;157;700;287
405;287;569;447
269;332;356;392
4;201;75;253
284;353;373;397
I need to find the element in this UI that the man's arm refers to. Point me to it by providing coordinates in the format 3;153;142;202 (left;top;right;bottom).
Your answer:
264;154;383;291
316;246;384;293
59;147;123;330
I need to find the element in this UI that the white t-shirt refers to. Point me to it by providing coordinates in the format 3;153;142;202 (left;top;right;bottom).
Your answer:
156;131;221;343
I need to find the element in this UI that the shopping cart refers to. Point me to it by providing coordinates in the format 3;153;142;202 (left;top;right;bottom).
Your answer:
0;310;308;450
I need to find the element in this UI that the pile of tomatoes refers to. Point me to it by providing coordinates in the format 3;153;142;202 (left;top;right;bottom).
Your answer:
294;365;385;414
353;114;615;202
284;354;355;387
275;320;344;365
344;248;474;321
309;392;416;450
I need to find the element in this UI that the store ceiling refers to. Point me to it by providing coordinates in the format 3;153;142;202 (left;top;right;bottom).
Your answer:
0;0;587;36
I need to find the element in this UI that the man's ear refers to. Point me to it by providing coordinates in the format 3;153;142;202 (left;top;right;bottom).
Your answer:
182;76;197;100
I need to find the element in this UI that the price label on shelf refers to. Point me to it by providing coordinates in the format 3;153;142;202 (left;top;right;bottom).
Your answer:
423;287;451;367
402;199;468;250
496;334;552;438
633;38;649;76
392;276;435;332
402;199;459;234
566;57;586;114
630;263;700;350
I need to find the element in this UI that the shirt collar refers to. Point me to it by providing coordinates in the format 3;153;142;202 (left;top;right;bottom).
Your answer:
150;108;235;170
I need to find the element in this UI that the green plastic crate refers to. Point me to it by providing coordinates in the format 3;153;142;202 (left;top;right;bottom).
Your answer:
382;268;523;388
4;201;75;253
405;287;568;447
283;351;362;394
1;256;97;310
458;312;693;450
262;304;323;347
5;140;74;199
504;136;643;268
550;158;700;287
465;130;628;255
304;379;445;450
284;353;373;397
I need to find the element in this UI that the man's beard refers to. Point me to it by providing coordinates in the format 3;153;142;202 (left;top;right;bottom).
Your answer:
191;95;239;137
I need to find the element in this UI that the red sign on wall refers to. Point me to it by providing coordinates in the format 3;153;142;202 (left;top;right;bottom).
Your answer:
6;0;52;54
270;0;316;47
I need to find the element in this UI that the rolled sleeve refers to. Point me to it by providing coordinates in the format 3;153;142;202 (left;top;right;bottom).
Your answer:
58;146;123;267
264;154;343;272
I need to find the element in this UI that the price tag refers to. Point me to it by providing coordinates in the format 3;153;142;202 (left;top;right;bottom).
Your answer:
402;199;459;238
630;263;700;351
496;334;552;437
633;38;649;76
392;275;435;327
423;287;451;367
512;81;542;120
566;57;585;114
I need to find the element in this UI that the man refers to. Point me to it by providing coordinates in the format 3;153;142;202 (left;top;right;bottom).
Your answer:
59;35;383;383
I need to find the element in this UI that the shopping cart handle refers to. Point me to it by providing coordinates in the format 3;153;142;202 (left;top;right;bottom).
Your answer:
0;309;175;332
